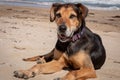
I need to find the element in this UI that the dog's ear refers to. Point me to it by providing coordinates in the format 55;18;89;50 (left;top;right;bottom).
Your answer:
75;3;88;18
50;3;61;22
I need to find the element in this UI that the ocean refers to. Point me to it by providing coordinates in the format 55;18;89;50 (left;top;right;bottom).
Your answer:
0;0;120;10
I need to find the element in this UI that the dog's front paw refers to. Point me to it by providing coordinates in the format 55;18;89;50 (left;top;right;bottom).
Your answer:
36;56;46;64
14;70;36;79
53;77;62;80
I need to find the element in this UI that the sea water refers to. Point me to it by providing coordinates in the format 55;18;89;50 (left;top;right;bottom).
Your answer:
0;0;120;10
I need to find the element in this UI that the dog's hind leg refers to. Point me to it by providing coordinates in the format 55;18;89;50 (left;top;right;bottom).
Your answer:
60;52;96;80
23;49;54;62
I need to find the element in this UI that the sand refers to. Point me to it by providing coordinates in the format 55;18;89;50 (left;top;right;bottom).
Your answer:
0;5;120;80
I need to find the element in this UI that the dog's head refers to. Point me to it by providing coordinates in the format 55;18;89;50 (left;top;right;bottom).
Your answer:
50;3;88;42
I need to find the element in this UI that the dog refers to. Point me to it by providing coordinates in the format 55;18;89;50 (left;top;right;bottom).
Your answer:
14;3;106;80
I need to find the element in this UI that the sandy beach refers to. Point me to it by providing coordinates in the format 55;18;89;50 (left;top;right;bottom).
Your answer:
0;5;120;80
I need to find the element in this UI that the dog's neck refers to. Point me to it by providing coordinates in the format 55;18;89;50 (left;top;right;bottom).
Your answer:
71;19;85;42
71;27;84;42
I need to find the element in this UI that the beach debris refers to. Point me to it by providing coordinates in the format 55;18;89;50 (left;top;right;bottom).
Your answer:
112;15;120;18
6;8;12;11
0;29;6;33
10;26;19;29
21;10;29;13
0;62;6;65
89;12;95;16
14;46;26;50
108;19;115;21
2;21;9;23
26;33;31;35
113;61;120;64
13;40;21;43
87;20;98;23
49;30;52;32
43;42;45;45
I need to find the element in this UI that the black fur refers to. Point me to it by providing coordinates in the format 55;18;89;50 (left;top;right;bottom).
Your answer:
56;26;106;70
55;3;106;70
55;40;70;52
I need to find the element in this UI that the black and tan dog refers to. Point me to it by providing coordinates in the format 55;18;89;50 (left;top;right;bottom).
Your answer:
14;3;106;80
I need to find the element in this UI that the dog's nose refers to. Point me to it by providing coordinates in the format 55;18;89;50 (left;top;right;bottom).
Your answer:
59;25;67;32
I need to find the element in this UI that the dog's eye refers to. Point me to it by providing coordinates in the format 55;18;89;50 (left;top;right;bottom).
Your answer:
56;13;61;18
69;14;77;19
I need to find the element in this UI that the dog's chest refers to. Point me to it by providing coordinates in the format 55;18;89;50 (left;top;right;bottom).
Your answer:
66;40;83;56
56;39;87;56
55;40;70;52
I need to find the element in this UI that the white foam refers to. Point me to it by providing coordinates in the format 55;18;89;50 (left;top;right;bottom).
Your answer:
3;0;120;5
66;0;120;5
64;0;120;10
88;5;120;10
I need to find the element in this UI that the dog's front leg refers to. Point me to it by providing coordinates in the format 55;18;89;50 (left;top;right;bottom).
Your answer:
14;55;66;79
23;49;54;62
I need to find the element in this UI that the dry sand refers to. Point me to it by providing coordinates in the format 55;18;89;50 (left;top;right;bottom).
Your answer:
0;5;120;80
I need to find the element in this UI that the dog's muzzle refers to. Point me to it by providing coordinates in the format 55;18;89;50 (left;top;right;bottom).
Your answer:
59;25;67;33
58;25;72;42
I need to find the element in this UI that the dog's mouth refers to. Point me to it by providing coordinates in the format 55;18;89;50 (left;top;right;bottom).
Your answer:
58;33;73;42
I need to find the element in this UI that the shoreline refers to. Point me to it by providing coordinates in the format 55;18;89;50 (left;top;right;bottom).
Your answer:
0;1;52;8
0;1;120;10
0;4;120;80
